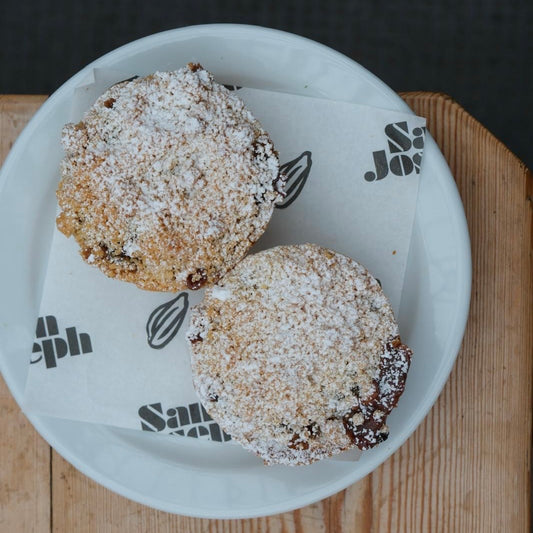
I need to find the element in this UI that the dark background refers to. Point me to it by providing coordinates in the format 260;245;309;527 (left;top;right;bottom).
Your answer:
1;0;531;168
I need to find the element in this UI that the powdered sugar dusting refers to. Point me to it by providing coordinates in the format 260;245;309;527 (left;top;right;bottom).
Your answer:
56;64;282;291
187;244;412;465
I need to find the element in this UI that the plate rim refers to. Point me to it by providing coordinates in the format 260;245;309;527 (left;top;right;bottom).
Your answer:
0;23;472;518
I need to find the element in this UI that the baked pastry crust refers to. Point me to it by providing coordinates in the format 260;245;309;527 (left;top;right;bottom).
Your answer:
187;243;412;465
57;64;281;291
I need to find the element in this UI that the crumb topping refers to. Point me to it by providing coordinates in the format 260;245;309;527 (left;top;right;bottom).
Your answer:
56;64;281;291
187;244;412;465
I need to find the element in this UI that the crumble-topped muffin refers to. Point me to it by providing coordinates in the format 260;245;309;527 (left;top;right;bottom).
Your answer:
187;243;412;466
56;63;283;291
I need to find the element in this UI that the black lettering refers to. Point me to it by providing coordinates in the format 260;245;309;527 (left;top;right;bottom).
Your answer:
390;154;414;176
30;342;42;364
79;333;92;353
412;127;425;149
385;122;411;153
35;317;46;338
45;315;58;336
166;408;179;429
197;425;209;438
54;338;68;358
364;150;388;181
189;403;201;423
32;318;92;366
178;406;190;426
66;327;80;355
201;403;212;422
413;152;423;174
209;423;222;441
42;339;56;369
138;403;165;432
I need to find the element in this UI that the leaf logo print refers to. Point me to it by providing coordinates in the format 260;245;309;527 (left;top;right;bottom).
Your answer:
146;293;189;349
276;151;313;209
222;84;242;91
109;75;139;89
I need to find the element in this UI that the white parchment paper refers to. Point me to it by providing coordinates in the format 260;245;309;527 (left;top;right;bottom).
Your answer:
23;70;426;447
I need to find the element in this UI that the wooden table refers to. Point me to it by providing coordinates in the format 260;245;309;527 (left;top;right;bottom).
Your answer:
1;93;531;532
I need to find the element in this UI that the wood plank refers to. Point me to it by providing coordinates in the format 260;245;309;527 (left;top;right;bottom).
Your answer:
0;95;51;533
373;91;532;532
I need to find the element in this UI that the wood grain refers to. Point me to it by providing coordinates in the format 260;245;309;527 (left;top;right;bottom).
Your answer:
0;95;50;533
0;93;531;532
397;93;532;532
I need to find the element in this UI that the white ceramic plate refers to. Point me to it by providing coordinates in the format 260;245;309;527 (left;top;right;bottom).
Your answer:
0;25;471;518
